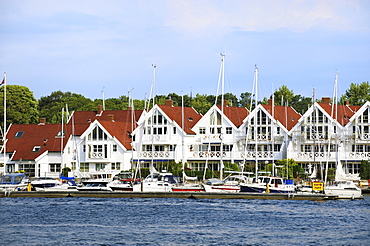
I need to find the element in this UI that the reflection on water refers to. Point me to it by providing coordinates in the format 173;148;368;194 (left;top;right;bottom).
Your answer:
0;195;369;245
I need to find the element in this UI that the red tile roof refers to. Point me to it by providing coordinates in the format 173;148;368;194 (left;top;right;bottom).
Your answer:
261;104;301;131
216;105;250;127
71;109;143;124
318;103;355;126
158;105;202;134
98;120;136;150
5;123;89;161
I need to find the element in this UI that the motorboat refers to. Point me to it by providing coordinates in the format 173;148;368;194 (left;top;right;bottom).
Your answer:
108;172;141;192
203;173;252;193
77;181;112;191
325;180;363;199
0;173;29;191
31;177;62;191
142;171;181;192
240;176;295;193
77;170;119;191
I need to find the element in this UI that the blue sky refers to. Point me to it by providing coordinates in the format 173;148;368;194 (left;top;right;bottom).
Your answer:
0;0;369;103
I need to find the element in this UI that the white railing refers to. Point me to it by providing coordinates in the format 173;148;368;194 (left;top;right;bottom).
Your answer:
189;151;230;159
240;151;275;159
90;152;104;158
293;152;331;160
137;151;174;159
348;152;370;159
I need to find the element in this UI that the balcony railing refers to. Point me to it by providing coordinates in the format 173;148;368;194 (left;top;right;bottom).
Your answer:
137;151;174;159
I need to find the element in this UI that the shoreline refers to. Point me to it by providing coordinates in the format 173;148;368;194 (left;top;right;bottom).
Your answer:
0;190;342;200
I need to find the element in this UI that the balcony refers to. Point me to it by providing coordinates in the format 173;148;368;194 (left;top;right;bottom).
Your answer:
137;151;174;160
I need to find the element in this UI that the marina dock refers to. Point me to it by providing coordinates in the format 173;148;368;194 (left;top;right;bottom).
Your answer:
1;190;339;200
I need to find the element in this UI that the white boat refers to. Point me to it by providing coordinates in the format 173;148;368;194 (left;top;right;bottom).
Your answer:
325;180;363;199
77;170;119;191
31;177;62;191
0;173;29;191
203;174;252;193
108;172;141;192
240;176;295;193
77;181;112;191
324;160;363;199
142;172;181;192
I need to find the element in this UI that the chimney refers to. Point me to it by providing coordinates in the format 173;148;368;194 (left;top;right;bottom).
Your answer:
107;114;114;121
97;105;103;115
268;99;273;106
128;106;133;111
345;100;350;106
222;100;229;107
165;100;173;106
322;97;331;104
39;118;46;125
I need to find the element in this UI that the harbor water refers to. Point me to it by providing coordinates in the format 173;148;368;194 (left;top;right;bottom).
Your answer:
0;195;369;246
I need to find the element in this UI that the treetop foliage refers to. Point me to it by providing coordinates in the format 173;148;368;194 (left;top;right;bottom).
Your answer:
0;81;368;125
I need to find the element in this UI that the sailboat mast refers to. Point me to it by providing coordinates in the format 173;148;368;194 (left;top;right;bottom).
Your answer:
254;66;258;180
3;72;6;174
220;53;225;180
181;92;185;181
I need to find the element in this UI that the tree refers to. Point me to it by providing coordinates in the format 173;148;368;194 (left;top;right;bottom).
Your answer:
290;95;312;115
274;85;294;106
341;82;370;105
192;94;213;115
38;91;94;123
239;92;253;109
360;160;370;180
0;85;39;128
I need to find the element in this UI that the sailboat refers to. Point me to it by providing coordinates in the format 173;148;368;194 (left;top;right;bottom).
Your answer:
323;73;363;199
240;66;295;193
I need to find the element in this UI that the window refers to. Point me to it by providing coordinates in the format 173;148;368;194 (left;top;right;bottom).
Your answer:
277;127;281;135
80;163;89;172
33;146;41;152
199;127;206;134
15;131;23;138
112;162;120;170
173;127;177;134
226;127;232;134
49;163;61;173
113;145;117;152
88;126;107;141
57;131;65;137
96;163;106;171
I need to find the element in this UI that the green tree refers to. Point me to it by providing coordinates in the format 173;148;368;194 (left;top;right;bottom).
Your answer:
360;160;370;180
239;92;253;109
341;82;370;105
0;85;39;128
290;95;312;115
274;85;294;106
38;91;94;123
275;159;298;179
192;94;213;115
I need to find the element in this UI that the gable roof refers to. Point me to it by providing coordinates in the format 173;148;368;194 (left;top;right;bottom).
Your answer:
216;105;250;128
157;104;202;134
317;102;356;126
98;120;136;150
4;123;89;161
71;108;143;124
261;103;301;131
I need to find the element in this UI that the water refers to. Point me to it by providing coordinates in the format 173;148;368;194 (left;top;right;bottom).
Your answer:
0;195;369;246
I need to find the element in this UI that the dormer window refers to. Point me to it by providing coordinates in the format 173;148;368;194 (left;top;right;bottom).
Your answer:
57;131;65;137
33;146;41;152
15;131;24;138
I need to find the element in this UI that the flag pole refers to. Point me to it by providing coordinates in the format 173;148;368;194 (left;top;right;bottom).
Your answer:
3;72;6;175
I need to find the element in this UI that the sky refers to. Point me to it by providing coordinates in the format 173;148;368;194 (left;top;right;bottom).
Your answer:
0;0;369;103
